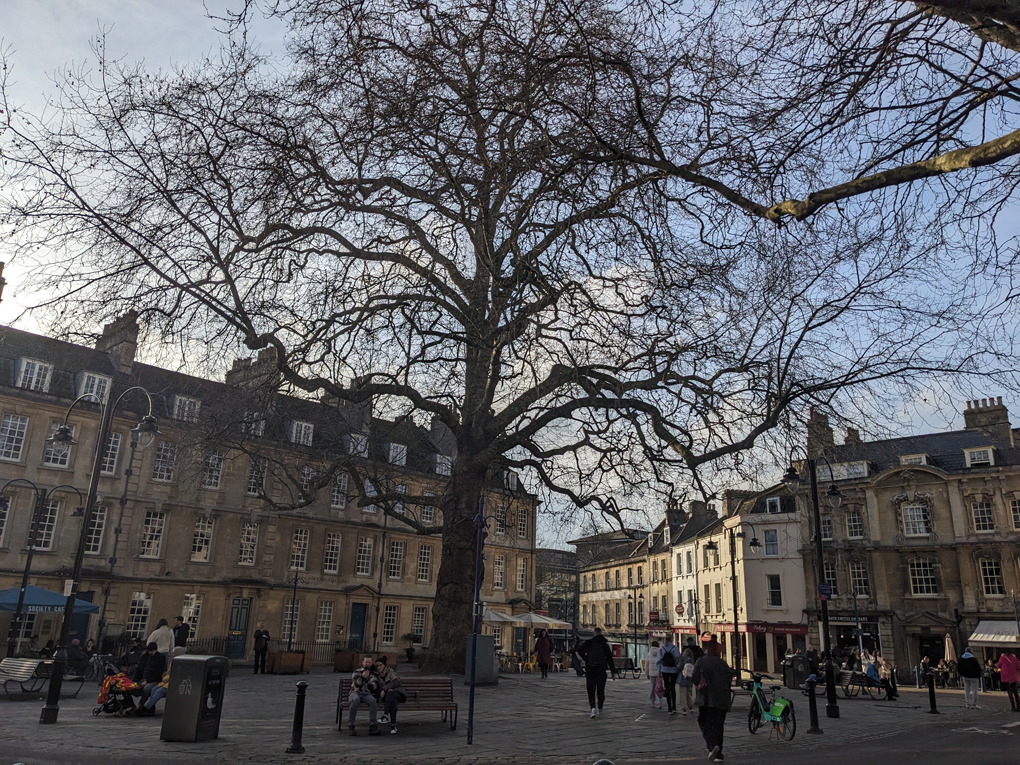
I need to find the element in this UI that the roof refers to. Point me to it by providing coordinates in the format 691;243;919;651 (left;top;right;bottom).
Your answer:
824;429;1016;471
582;539;646;569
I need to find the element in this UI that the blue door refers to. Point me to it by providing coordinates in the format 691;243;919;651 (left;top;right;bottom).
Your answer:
226;598;251;659
349;603;367;651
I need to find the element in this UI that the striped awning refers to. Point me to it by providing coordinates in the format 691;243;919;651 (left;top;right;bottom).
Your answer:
967;620;1020;648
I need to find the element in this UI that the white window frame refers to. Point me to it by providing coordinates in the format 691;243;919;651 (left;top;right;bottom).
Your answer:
394;483;406;515
411;606;427;638
238;522;259;565
172;395;201;422
388;540;406;579
0;496;11;548
100;432;121;476
331;473;348;508
34;499;60;551
243;412;266;437
823;561;838;595
504;471;518;490
300;466;316;496
820;514;833;541
362;478;377;513
909;558;939;595
139;510;166;558
127;592;152;638
289;421;314;446
900;453;929;466
316;601;334;643
190;515;214;562
152;441;177;482
765;497;782;514
980;558;1005;595
845;508;864;539
202;451;223;490
493;554;505;589
349;433;368;457
434;454;452;476
387;442;407;466
965;448;994;467
763;529;779;557
0;414;29;462
355;536;374;576
382;604;398;644
79;373;112;404
849;561;870;596
494;504;507;535
902;504;930;536
282;599;300;641
17;358;53;392
421;494;435;524
972;501;995;532
1012;499;1020;531
516;558;527;591
247;458;266;496
290;528;309;571
323;532;342;574
517;507;528;539
181;593;203;639
417;544;433;582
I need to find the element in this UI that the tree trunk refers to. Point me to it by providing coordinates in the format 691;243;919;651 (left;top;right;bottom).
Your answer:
422;457;487;674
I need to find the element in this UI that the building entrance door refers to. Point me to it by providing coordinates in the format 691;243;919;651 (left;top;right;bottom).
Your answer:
774;634;788;668
349;603;367;650
226;597;252;659
916;635;944;666
753;633;769;672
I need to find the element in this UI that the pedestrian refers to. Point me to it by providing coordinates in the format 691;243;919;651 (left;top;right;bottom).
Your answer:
253;622;271;675
347;655;382;735
535;629;553;679
147;619;174;663
692;637;735;763
173;616;190;648
374;656;405;734
570;635;586;677
656;636;681;715
685;636;705;661
678;643;696;714
958;647;981;709
578;627;617;718
644;641;662;709
997;648;1020;712
983;659;1000;691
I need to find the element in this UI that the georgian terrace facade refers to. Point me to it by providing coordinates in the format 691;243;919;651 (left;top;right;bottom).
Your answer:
0;315;537;659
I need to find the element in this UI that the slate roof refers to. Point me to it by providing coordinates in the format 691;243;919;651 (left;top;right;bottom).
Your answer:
823;428;1017;472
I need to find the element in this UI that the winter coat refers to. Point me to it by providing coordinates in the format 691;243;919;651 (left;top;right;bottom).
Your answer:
351;668;382;697
657;643;681;674
579;635;617;674
958;653;982;679
997;653;1020;684
644;648;660;677
147;625;174;654
535;635;553;664
133;651;167;685
692;655;736;710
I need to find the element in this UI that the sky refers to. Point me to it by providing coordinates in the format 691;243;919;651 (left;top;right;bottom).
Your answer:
3;1;1017;550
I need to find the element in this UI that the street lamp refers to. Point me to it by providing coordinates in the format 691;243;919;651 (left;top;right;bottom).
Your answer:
627;589;646;663
3;480;84;659
783;454;844;719
40;386;159;725
704;524;760;678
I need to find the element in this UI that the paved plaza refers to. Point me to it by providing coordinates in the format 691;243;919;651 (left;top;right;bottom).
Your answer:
1;664;1017;764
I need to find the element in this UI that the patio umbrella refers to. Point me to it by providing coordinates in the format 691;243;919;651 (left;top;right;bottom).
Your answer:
0;585;100;614
481;609;517;624
506;612;573;629
944;633;957;662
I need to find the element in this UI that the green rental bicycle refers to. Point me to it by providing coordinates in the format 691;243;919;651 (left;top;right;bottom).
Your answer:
744;672;796;741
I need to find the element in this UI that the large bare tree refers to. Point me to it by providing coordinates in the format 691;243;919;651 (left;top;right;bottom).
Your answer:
0;0;1006;669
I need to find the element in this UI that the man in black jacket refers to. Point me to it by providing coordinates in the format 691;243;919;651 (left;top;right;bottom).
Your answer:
132;642;167;708
173;616;190;648
578;628;617;718
958;648;982;709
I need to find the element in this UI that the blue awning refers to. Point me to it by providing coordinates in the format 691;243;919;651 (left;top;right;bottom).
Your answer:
0;585;100;614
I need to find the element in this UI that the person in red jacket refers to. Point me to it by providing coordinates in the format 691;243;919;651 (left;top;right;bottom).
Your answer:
997;648;1020;712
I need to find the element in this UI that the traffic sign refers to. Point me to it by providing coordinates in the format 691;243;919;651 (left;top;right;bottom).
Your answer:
674;604;684;616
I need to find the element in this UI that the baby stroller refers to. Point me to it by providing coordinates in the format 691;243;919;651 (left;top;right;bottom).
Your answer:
93;669;140;717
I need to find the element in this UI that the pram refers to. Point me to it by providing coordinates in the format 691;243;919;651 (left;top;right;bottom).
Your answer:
93;670;140;716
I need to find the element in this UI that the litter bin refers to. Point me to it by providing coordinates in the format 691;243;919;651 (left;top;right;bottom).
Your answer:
465;634;498;685
784;655;810;689
160;655;230;742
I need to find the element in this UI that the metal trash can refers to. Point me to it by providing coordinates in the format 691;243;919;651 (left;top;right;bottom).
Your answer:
465;634;498;685
782;657;795;688
160;655;230;742
788;655;810;689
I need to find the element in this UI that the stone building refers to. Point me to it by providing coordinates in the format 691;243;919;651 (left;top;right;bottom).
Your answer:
795;403;1020;668
0;317;537;660
533;548;578;626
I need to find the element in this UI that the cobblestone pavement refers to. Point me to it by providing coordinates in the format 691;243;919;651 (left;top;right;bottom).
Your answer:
1;664;1017;764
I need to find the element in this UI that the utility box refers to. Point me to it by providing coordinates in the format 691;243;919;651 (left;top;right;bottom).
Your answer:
465;634;498;685
160;655;230;742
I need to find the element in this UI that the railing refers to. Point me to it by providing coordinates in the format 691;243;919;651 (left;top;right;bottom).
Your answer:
185;636;230;656
184;636;361;663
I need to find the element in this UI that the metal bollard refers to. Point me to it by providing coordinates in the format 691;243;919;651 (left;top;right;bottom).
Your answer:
806;676;822;734
926;671;938;715
286;681;309;754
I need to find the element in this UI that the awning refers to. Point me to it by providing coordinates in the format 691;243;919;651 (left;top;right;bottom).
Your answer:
0;585;100;614
967;620;1020;648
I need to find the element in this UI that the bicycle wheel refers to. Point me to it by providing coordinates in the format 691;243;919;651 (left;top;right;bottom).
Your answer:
776;706;796;741
747;698;763;734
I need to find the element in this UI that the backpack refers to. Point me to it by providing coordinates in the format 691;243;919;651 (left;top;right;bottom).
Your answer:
661;647;677;668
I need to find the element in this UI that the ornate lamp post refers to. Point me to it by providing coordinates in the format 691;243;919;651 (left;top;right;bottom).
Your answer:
39;386;159;724
627;588;646;663
783;454;844;719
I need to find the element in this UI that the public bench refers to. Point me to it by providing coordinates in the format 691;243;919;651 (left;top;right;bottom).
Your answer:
336;676;458;730
837;669;885;700
32;660;86;699
0;658;47;697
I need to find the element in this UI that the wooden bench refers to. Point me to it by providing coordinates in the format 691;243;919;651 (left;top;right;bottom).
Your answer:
32;660;86;699
336;677;458;730
836;669;885;700
0;658;47;697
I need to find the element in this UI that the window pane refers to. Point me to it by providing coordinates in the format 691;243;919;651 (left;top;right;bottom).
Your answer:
331;473;348;508
247;458;266;496
846;508;864;539
152;441;177;481
282;599;300;640
909;558;938;594
316;601;334;642
764;529;779;556
100;432;121;475
382;604;398;644
356;536;373;575
980;559;1005;595
127;592;152;637
290;528;309;570
417;545;433;582
181;594;203;639
140;510;166;558
389;540;405;579
191;516;214;562
202;452;223;489
973;502;995;532
34;499;60;550
43;422;74;467
902;504;930;536
238;522;259;565
0;414;29;462
493;555;505;588
323;532;342;574
849;562;870;596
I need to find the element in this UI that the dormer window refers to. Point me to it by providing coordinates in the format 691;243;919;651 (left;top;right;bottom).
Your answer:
289;421;314;446
17;358;53;393
387;442;407;466
434;454;452;476
900;454;929;466
243;412;266;437
766;497;782;514
173;395;201;422
349;433;368;457
663;525;670;546
965;448;994;468
79;373;111;403
818;461;869;481
504;471;518;491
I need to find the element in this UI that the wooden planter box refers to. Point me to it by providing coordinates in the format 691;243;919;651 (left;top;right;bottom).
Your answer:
333;650;357;672
268;651;309;674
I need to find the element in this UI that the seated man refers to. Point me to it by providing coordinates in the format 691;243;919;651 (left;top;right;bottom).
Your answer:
347;655;382;736
374;656;406;734
135;646;186;715
132;642;167;709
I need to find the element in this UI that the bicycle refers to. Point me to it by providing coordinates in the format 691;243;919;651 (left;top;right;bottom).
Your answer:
744;672;796;741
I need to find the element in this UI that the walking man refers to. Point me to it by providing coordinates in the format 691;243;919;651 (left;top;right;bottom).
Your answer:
958;647;981;709
253;622;270;675
692;638;736;763
657;636;681;715
578;628;617;718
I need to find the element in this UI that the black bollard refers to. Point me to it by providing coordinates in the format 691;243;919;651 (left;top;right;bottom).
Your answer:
287;681;309;754
806;676;822;734
926;671;938;715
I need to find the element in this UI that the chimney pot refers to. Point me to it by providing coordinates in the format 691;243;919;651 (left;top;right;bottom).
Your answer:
998;396;1003;405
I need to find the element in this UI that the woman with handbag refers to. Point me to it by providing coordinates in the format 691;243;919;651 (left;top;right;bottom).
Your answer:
692;639;735;763
645;641;662;709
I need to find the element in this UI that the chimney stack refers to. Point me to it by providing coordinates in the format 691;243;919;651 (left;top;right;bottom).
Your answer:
95;311;139;374
807;407;835;458
225;347;281;389
845;427;862;445
963;397;1013;447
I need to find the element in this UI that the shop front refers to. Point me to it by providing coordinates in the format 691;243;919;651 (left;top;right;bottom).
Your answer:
827;614;882;657
709;622;809;674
